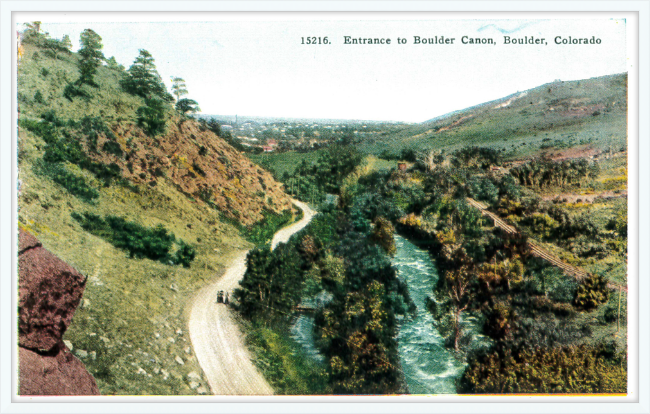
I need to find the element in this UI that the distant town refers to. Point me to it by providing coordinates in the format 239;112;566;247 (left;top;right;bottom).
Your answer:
195;114;407;153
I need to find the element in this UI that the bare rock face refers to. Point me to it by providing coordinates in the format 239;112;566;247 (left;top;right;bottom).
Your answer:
18;230;86;352
18;228;99;395
19;343;99;396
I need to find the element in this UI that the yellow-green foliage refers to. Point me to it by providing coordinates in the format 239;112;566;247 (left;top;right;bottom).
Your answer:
19;168;249;394
18;40;256;395
597;163;627;192
320;254;346;285
244;322;328;395
249;149;326;178
398;213;422;228
462;345;626;394
340;155;396;207
370;217;396;256
19;43;143;123
525;212;560;240
574;273;610;310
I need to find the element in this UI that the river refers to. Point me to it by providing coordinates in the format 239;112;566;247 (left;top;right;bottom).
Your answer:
392;234;466;394
290;234;481;394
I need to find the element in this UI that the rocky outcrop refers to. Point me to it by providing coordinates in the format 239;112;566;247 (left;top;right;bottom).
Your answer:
18;343;99;395
18;228;99;395
102;119;294;226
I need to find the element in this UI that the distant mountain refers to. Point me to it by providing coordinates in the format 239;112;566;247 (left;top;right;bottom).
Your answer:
358;73;627;159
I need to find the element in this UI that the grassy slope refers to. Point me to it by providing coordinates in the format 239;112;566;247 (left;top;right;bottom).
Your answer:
19;178;245;395
248;150;326;178
248;149;398;183
359;72;629;294
358;73;627;159
17;42;293;395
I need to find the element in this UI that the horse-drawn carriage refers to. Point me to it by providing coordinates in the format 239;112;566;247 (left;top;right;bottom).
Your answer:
216;290;229;304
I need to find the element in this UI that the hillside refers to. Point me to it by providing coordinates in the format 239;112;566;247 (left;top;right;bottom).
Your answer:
17;42;293;225
358;73;627;159
17;32;295;395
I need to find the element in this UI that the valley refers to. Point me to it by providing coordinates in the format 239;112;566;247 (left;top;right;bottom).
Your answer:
16;22;628;396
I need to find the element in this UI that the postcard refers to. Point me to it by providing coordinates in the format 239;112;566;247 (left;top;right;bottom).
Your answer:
6;7;643;411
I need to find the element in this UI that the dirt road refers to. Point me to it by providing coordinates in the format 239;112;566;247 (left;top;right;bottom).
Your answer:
271;199;316;250
188;200;316;395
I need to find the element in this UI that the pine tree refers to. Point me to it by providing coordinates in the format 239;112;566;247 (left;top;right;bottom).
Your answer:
175;98;200;115
106;56;124;71
22;21;43;41
120;50;173;101
136;97;168;136
171;77;188;101
77;29;104;86
61;34;72;51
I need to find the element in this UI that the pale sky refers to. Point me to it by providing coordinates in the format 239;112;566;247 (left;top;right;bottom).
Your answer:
17;14;628;122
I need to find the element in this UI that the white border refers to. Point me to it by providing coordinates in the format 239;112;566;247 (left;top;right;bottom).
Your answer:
2;2;648;414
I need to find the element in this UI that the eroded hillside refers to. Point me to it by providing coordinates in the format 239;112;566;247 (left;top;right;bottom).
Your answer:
18;42;292;226
17;31;295;395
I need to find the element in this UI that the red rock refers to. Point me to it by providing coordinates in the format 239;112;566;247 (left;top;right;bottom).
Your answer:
18;229;99;395
19;229;41;253
18;229;86;352
18;342;99;396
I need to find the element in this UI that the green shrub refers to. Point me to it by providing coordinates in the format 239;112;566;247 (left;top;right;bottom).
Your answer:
451;146;503;169
603;303;619;323
21;111;123;185
102;141;123;157
71;212;195;267
244;321;328;395
234;243;304;320
79;116;116;153
607;210;627;238
136;98;168;137
510;158;599;189
370;216;396;255
243;209;293;246
191;162;205;177
574;273;610;310
173;240;196;268
63;82;91;101
33;90;44;104
461;345;626;393
35;161;99;203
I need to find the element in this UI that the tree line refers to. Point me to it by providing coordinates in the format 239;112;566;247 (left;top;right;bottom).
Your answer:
349;146;625;393
22;23;201;137
234;205;414;394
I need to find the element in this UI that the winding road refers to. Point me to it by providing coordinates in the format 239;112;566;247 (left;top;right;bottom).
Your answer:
188;200;316;395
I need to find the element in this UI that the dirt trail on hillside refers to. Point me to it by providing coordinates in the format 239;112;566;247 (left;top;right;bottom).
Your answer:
466;197;626;293
188;200;315;395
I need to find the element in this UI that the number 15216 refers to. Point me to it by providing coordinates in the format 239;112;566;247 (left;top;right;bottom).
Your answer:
301;37;330;44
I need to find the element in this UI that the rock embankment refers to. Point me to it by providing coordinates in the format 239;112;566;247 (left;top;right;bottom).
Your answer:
18;228;99;395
